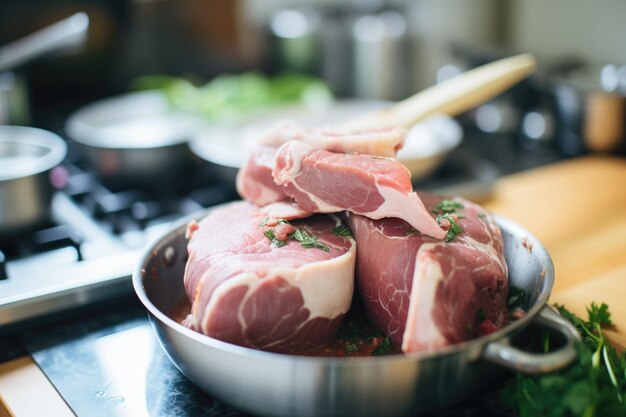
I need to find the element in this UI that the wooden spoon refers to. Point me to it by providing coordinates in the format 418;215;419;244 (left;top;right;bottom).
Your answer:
339;53;537;131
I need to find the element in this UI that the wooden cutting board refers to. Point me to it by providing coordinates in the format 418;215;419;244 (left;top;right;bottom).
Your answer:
482;155;626;350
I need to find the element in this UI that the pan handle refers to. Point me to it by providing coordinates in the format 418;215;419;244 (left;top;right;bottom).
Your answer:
482;305;580;374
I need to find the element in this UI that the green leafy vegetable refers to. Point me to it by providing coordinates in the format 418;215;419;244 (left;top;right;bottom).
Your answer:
263;229;286;247
344;343;359;353
331;224;353;237
432;199;465;214
507;286;530;310
133;72;333;123
290;229;329;252
372;336;392;356
436;213;463;242
500;302;626;417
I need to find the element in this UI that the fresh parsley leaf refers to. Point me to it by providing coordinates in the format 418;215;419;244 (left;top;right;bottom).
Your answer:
500;303;626;417
263;229;286;247
331;224;352;237
372;336;392;356
507;286;530;310
289;228;329;252
432;199;464;214
436;213;462;242
477;308;486;323
344;343;359;353
587;302;613;327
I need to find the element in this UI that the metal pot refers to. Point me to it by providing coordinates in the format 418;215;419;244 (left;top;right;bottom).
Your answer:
65;91;206;188
0;126;67;235
133;211;579;417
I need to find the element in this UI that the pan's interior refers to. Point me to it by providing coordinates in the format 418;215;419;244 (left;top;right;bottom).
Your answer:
139;213;553;358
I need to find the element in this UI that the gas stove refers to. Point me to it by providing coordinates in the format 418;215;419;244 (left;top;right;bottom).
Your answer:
0;150;238;329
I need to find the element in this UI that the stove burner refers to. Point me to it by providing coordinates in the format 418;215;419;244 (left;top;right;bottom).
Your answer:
1;152;238;327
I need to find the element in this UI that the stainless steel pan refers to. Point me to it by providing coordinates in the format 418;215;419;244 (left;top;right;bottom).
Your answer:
0;126;67;235
133;210;579;417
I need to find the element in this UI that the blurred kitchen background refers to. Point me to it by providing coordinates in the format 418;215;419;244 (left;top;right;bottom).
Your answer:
2;0;626;155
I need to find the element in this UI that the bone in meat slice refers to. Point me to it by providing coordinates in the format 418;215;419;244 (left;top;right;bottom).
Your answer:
273;140;445;239
345;193;508;352
184;201;356;353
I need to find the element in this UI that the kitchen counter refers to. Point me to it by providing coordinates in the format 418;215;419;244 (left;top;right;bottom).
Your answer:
1;154;625;416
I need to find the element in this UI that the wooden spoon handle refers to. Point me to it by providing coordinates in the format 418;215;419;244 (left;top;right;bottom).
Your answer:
339;53;537;131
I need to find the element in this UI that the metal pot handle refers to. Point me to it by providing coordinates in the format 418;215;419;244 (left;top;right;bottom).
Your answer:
482;305;580;374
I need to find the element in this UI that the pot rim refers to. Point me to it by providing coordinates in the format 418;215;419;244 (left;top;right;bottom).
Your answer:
65;90;206;150
0;126;67;181
133;208;554;365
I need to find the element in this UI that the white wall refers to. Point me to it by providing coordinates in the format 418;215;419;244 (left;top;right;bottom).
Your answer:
509;0;626;66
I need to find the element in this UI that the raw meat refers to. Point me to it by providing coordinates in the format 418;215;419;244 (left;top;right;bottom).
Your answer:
345;193;508;352
273;140;445;239
236;145;290;206
184;201;356;353
236;121;407;206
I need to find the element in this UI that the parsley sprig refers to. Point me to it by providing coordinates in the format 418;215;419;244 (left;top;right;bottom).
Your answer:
331;224;353;237
432;199;464;214
436;213;462;242
501;302;626;417
262;220;329;252
290;228;329;252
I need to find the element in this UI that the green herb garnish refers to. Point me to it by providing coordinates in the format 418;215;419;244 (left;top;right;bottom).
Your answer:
432;199;464;214
290;229;329;252
331;224;353;237
436;213;462;242
500;302;626;417
372;336;392;356
264;229;286;247
477;308;486;323
507;286;530;310
344;343;359;353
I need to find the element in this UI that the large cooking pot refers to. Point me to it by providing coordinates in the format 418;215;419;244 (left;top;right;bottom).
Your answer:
0;126;67;236
65;90;206;188
133;210;579;417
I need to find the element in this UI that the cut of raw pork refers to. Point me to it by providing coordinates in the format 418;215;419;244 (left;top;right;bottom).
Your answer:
344;193;508;352
236;121;407;207
273;140;445;239
183;201;356;353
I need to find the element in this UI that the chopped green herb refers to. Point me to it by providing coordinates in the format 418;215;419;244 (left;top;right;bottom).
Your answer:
372;336;392;356
500;302;626;417
344;343;359;353
507;286;530;310
331;224;353;237
259;217;289;227
477;308;486;323
290;228;329;252
477;212;487;222
264;229;286;247
436;213;462;242
432;199;464;214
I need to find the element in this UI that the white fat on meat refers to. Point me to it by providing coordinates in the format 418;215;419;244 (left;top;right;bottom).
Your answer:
258;120;406;157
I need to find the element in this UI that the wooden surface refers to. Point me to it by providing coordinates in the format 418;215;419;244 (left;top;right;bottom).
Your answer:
0;357;74;417
483;155;626;350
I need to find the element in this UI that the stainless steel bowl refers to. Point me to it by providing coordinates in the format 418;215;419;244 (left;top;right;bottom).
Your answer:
133;211;579;417
0;126;67;235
